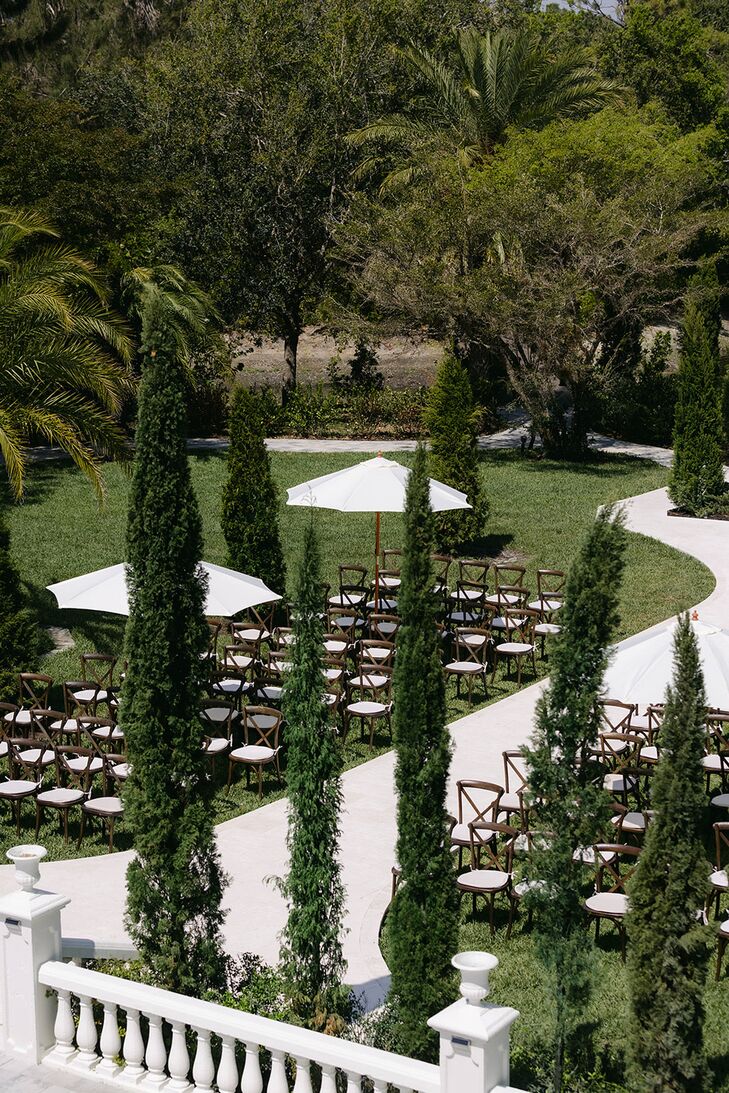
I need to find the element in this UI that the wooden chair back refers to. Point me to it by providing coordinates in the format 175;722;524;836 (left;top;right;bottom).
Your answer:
80;654;117;689
241;706;282;750
456;780;503;826
18;673;52;710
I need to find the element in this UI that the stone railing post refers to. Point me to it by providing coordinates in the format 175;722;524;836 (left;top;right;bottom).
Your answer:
0;845;70;1063
428;952;521;1093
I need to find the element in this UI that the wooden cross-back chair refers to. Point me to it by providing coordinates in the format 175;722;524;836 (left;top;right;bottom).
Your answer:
584;843;641;959
443;628;491;705
451;780;503;868
227;705;283;800
491;608;538;686
457;821;519;935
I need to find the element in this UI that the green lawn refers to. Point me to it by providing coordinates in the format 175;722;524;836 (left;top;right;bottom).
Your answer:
2;449;713;861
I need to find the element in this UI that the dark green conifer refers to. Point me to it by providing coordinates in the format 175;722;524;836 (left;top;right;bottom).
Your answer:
222;387;286;593
669;299;725;514
525;507;627;1092
627;613;711;1092
122;290;227;994
388;443;458;1060
280;518;345;1019
0;504;38;699
424;351;487;549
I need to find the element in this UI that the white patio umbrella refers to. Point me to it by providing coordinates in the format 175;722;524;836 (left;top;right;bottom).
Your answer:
47;561;281;619
603;618;729;709
286;455;471;607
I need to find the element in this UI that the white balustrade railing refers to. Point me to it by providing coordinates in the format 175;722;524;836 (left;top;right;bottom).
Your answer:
38;959;441;1093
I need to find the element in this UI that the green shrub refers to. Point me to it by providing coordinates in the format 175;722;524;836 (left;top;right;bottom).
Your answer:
670;301;726;514
0;504;39;700
222;387;286;592
424;352;488;549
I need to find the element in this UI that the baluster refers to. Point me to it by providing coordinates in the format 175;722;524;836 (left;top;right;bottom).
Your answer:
167;1020;192;1092
240;1040;262;1093
217;1034;240;1093
50;989;76;1061
292;1057;313;1093
268;1049;289;1093
76;995;98;1069
123;1007;145;1079
372;1082;387;1093
192;1027;215;1093
397;1087;414;1093
97;1001;122;1077
345;1072;361;1093
144;1012;169;1088
320;1064;337;1093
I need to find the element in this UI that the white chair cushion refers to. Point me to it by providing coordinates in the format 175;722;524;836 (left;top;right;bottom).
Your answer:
534;623;561;637
10;710;32;724
214;679;246;693
721;920;729;937
51;718;81;733
257;686;284;702
347;701;387;716
18;748;55;766
702;755;726;772
227;656;252;670
458;869;511;891
74;689;103;703
496;642;533;655
92;726;124;741
528;598;562;613
83;797;124;816
640;745;659;763
585;892;629;917
603;773;636;792
611;811;647;833
324;640;347;654
111;762;131;779
203;738;229;755
38;787;85;806
201;707;234;723
445;661;484;674
0;779;38;796
451;822;495;846
499;791;523;812
711;794;729;809
230;745;277;763
711;869;729;889
573;846;617;866
0;741;7;758
67;757;104;774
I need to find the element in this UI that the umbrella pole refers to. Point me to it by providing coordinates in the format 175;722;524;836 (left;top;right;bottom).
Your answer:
375;510;381;613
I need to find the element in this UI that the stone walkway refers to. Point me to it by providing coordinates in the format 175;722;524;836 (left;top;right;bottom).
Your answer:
0;1049;109;1092
0;433;724;1043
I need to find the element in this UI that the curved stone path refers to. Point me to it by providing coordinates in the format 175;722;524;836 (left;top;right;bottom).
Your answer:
1;434;726;1011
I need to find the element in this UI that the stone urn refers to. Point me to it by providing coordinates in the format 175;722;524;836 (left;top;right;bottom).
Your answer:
452;951;499;1006
6;844;47;892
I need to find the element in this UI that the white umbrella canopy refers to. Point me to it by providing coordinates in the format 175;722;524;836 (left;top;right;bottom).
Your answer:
47;562;281;619
287;455;472;607
286;455;471;513
603;619;729;709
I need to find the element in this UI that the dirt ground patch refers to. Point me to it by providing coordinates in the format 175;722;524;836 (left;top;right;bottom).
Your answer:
232;328;444;391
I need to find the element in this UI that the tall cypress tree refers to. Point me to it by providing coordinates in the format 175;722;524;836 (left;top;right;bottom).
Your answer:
627;613;710;1091
0;503;38;699
122;290;227;994
388;443;458;1060
669;299;725;514
280;518;345;1019
222;387;286;592
424;351;487;549
525;507;627;1092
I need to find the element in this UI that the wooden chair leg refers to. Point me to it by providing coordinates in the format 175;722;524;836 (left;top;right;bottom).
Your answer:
77;811;86;850
15;799;21;837
63;808;69;845
226;761;234;794
35;801;41;840
108;817;115;853
488;895;495;936
257;767;263;801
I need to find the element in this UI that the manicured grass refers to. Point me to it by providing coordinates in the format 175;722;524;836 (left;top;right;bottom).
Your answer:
1;449;713;861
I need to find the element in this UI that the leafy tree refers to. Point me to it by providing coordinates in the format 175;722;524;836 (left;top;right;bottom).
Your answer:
0;206;132;499
0;502;38;699
669;300;725;514
605;3;725;131
525;507;627;1091
388;443;458;1060
348;26;619;189
339;108;712;456
627;613;711;1091
424;351;487;548
122;289;227;995
280;519;345;1020
221;387;286;593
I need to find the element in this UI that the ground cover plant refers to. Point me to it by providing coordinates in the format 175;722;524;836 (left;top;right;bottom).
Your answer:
1;448;713;861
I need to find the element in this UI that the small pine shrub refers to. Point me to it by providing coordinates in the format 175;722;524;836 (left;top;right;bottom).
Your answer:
0;505;38;699
424;351;488;549
222;387;286;593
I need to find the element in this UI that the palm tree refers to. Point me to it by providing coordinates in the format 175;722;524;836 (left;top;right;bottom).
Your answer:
348;27;620;190
0;207;133;499
119;264;222;374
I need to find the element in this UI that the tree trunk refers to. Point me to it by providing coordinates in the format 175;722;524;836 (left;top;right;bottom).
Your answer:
282;328;299;407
